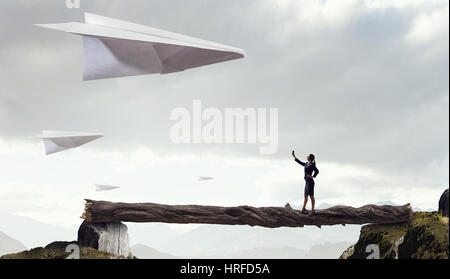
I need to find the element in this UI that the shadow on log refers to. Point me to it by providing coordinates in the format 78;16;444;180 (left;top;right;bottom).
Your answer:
81;200;413;228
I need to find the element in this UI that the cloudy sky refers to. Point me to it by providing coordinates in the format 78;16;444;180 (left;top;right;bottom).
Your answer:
0;0;448;230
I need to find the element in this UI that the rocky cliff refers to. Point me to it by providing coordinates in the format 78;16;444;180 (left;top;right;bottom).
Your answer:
341;189;449;259
439;189;449;217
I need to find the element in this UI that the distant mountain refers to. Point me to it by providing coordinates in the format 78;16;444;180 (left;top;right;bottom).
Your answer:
0;213;75;248
149;223;361;258
126;222;181;252
306;242;352;259
223;242;352;259
223;246;307;259
131;244;180;259
125;218;362;259
0;230;27;256
163;242;352;259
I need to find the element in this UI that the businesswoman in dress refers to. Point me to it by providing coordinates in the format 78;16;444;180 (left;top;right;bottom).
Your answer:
292;151;319;216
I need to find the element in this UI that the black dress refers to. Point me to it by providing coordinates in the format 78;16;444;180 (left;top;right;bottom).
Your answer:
295;158;319;196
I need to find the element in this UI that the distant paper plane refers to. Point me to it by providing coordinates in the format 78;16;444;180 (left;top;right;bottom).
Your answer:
95;184;120;192
199;176;214;181
37;130;103;155
36;13;245;80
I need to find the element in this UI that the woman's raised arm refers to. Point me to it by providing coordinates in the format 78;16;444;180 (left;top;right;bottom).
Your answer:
295;158;306;166
292;150;306;166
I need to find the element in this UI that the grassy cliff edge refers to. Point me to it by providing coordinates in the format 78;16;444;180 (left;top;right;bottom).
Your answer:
1;241;130;259
341;212;449;259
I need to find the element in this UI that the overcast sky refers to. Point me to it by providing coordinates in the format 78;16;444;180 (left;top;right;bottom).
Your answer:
0;0;448;229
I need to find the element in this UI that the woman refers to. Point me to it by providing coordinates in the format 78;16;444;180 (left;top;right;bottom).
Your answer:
292;150;319;216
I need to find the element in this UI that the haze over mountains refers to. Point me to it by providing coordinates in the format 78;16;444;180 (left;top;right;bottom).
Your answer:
127;223;360;258
130;244;180;259
0;212;75;248
0;230;27;256
130;242;352;259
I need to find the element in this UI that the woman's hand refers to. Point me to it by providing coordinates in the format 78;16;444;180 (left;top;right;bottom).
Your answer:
307;175;314;179
292;150;296;159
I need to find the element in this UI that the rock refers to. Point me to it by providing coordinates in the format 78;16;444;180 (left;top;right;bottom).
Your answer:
339;244;355;259
439;189;449;217
343;221;410;259
340;212;449;259
392;236;404;259
398;212;449;259
78;221;131;257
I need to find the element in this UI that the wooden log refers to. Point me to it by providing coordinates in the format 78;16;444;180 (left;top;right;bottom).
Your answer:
81;200;413;228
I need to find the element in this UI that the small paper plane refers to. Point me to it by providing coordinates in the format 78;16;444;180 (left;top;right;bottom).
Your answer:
37;130;103;155
36;13;245;80
199;176;214;181
95;184;120;192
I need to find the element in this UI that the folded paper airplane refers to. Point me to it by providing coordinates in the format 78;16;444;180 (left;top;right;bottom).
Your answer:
37;130;103;155
36;13;245;80
199;176;214;181
95;184;120;192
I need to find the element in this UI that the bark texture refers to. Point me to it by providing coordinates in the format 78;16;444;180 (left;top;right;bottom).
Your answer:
82;200;413;228
77;220;131;257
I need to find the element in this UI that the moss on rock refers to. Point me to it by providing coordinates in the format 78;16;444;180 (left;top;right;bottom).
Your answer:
398;213;449;259
1;241;133;259
347;222;409;259
343;212;449;259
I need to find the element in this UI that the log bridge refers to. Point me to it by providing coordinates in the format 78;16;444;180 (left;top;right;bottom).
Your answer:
81;200;413;228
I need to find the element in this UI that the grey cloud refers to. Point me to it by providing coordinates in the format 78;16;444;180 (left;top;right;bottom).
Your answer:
0;0;448;179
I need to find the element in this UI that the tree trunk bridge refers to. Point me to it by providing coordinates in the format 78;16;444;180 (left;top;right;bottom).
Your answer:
81;200;413;228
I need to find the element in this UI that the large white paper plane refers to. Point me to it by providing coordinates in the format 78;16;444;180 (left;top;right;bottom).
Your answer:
36;13;245;80
37;130;103;155
95;184;120;192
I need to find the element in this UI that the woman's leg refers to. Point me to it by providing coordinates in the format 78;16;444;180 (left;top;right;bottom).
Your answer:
308;180;315;215
302;195;308;212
